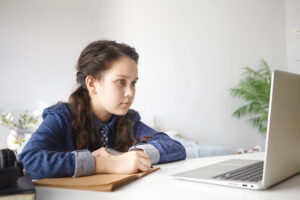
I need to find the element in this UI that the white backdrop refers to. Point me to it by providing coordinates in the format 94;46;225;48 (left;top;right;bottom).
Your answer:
0;0;299;150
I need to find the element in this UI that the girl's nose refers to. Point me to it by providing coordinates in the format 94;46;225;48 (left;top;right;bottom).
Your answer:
124;85;134;98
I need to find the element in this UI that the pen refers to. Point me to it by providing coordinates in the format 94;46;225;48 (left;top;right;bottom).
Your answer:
106;148;122;155
106;148;153;168
129;147;153;168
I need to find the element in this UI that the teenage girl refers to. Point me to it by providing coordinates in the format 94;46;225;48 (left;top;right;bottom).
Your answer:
19;40;186;179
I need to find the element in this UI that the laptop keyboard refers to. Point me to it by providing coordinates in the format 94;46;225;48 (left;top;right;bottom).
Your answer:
213;161;264;182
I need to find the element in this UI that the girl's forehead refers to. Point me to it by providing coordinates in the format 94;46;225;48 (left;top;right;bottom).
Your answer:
105;57;138;78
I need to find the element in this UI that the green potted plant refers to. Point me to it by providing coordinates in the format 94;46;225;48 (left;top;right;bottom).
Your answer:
1;110;40;151
230;59;271;134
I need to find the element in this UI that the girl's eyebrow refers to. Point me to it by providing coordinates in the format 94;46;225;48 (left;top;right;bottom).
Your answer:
116;75;139;80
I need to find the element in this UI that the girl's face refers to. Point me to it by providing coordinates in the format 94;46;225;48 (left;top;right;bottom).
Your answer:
91;56;138;117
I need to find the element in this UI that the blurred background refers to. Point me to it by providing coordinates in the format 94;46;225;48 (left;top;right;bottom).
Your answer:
0;0;299;151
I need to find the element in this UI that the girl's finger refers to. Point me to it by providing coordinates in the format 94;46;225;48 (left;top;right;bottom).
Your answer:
137;157;152;171
135;151;150;160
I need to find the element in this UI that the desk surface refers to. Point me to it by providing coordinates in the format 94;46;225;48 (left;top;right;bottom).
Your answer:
36;152;300;200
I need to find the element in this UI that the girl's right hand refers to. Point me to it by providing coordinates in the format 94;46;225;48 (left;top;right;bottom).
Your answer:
94;150;152;174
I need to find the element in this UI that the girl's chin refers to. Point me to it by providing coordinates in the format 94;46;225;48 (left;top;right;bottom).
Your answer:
114;107;129;115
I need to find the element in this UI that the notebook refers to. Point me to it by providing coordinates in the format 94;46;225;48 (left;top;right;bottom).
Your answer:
34;166;160;192
171;70;300;190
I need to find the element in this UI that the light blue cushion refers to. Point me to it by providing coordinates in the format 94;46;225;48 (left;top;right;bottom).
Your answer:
172;136;235;159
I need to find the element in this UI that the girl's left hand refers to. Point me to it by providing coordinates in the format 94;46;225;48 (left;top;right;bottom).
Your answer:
92;147;115;157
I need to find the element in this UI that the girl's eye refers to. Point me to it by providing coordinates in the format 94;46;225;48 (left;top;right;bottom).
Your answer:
131;81;137;86
117;80;125;85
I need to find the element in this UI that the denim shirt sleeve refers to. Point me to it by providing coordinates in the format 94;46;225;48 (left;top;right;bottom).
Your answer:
132;115;186;164
71;150;94;177
19;112;94;179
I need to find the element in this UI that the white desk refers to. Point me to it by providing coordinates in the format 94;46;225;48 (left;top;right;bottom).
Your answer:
36;152;300;200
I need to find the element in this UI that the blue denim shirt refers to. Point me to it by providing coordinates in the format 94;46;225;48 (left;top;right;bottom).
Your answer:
19;103;186;179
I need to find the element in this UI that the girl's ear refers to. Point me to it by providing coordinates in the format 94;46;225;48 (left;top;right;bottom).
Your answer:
85;75;97;95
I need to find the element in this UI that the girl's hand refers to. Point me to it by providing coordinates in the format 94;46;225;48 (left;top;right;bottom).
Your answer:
94;150;152;174
92;147;115;157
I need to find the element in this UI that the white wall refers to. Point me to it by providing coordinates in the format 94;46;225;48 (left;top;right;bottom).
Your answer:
0;0;295;150
92;0;287;149
0;0;97;147
0;0;97;111
285;0;300;74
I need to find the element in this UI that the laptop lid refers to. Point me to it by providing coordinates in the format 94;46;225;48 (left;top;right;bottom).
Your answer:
262;70;300;188
171;70;300;190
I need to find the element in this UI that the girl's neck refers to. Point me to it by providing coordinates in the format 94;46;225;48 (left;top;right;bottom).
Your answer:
90;99;112;124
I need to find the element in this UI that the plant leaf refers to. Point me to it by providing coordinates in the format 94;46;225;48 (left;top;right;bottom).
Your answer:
230;59;271;134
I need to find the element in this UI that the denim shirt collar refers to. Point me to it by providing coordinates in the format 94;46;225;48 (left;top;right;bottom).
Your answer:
94;114;117;131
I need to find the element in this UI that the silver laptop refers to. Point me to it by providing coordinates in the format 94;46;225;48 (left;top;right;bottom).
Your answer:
171;70;300;190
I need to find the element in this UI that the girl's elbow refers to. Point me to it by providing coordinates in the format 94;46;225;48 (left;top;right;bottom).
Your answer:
19;151;47;179
178;143;187;160
173;140;186;160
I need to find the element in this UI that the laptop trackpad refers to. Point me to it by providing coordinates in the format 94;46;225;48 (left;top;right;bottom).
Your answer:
173;159;261;179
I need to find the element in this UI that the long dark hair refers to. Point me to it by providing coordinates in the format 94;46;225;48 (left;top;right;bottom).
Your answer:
67;40;139;152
